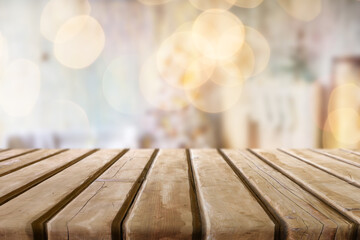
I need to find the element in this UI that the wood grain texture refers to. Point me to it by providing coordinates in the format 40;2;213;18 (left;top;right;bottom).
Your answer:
0;149;66;177
282;149;360;188
222;149;353;240
251;149;360;238
0;148;359;239
190;149;275;240
124;149;194;240
46;149;154;240
0;149;122;240
312;149;360;168
0;149;92;205
0;149;38;162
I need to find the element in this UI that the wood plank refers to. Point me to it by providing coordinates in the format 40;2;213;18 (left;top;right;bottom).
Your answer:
0;149;93;205
282;149;360;188
0;149;38;162
341;149;360;158
312;149;360;168
0;149;66;176
190;149;275;239
251;149;360;236
0;149;125;240
46;149;155;240
221;149;353;240
124;149;196;240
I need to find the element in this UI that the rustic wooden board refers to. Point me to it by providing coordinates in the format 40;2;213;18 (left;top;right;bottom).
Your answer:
46;149;155;240
124;149;195;240
222;149;353;240
0;149;66;177
312;149;360;168
0;149;38;162
252;149;360;236
282;149;360;188
190;149;275;240
0;149;93;205
0;148;359;239
0;149;125;240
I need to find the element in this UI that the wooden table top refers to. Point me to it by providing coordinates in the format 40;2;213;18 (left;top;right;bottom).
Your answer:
0;148;359;240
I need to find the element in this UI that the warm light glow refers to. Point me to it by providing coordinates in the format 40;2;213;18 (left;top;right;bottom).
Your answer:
0;59;41;117
192;9;245;60
327;108;360;146
54;15;105;69
277;0;322;21
156;31;215;89
103;57;146;115
244;26;270;77
137;0;172;5
40;0;91;42
234;0;263;8
186;75;242;113
213;43;255;86
140;56;189;111
328;83;360;113
188;0;236;11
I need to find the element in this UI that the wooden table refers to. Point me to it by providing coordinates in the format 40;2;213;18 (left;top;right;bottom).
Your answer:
0;148;359;240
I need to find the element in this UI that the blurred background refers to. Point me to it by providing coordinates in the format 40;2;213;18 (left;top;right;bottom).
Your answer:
0;0;359;149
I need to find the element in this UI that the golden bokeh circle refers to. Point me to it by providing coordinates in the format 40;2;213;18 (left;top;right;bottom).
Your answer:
192;9;245;60
54;15;105;69
156;31;215;89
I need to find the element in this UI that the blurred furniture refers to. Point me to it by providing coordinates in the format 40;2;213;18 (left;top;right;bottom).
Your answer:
222;80;321;148
0;148;359;239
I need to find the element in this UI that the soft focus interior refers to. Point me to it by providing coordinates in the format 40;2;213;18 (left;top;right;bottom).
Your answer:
0;0;359;149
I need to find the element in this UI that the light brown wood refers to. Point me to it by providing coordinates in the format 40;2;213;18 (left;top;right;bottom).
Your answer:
0;149;91;202
282;149;360;188
312;149;360;168
0;149;37;161
190;149;275;240
0;149;66;176
46;149;154;240
124;149;194;240
222;149;353;240
0;149;122;240
252;149;360;227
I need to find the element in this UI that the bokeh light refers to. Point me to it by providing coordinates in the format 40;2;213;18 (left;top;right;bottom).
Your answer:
40;0;91;42
277;0;322;22
234;0;263;8
137;0;172;5
188;0;236;11
140;55;189;111
192;9;245;60
328;83;360;112
186;73;243;113
213;42;255;86
0;59;41;117
54;15;105;69
244;26;270;77
156;31;215;89
327;108;360;146
102;56;146;115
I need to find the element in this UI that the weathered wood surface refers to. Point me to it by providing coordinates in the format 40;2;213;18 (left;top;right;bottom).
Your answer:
0;148;359;240
222;149;353;240
124;149;195;240
190;149;275;239
47;149;155;240
0;149;66;177
282;149;360;188
0;148;37;162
